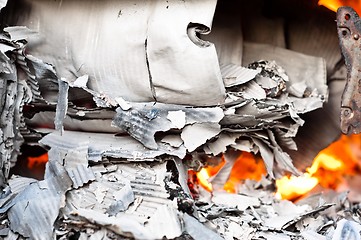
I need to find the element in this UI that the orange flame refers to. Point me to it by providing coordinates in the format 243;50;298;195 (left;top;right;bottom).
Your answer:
193;133;361;201
276;153;344;200
27;153;48;169
276;134;361;201
191;131;361;201
196;168;213;192
193;152;266;193
318;0;361;14
275;173;318;200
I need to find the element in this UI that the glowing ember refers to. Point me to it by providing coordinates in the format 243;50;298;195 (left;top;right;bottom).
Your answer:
318;0;361;14
27;153;48;169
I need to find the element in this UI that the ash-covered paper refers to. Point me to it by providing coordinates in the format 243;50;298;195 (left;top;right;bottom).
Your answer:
0;0;335;239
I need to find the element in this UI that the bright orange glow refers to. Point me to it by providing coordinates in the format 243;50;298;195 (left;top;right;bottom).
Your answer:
27;153;48;169
191;134;361;200
223;152;266;193
193;152;266;193
276;173;318;200
318;0;361;14
196;168;213;192
276;134;361;201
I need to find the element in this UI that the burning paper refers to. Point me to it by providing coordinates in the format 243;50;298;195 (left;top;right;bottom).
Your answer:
0;0;329;181
0;0;343;239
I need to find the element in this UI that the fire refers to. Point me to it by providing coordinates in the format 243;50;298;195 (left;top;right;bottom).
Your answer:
196;168;213;192
27;153;48;169
276;134;361;201
318;0;361;14
191;133;361;201
191;152;266;193
275;173;318;200
275;153;344;200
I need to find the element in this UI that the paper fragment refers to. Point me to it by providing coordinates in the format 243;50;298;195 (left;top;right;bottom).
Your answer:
183;213;223;240
253;137;275;178
171;157;192;197
301;230;327;240
54;79;69;134
220;63;260;87
243;42;327;97
62;147;96;189
0;42;15;53
73;75;88;88
7;184;63;239
291;96;325;113
256;76;278;89
212;192;260;211
112;102;223;150
232;138;258;152
146;204;182;239
40;130;186;161
242;81;267;100
288;81;308;98
3;230;19;240
115;97;132;111
0;46;35;186
204;132;242;155
23;54;57;102
8;176;37;193
86;229;109;240
282;203;334;230
0;155;73;240
4;26;38;41
332;219;361;240
268;130;299;175
167;110;186;129
146;0;225;105
209;150;239;190
72;208;154;240
0;0;7;10
264;214;301;230
273;200;309;216
106;182;134;216
0;229;8;238
66;164;95;189
161;135;183;148
60;161;185;239
274;128;297;150
181;123;221;152
248;60;288;97
27;111;118;134
12;0;224;106
257;232;291;240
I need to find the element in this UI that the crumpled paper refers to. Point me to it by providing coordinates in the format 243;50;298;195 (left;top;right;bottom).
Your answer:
0;1;333;239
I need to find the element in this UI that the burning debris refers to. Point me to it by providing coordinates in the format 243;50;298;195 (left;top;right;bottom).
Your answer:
0;0;358;239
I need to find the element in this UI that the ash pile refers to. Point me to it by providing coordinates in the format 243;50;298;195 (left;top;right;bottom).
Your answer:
0;0;356;240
